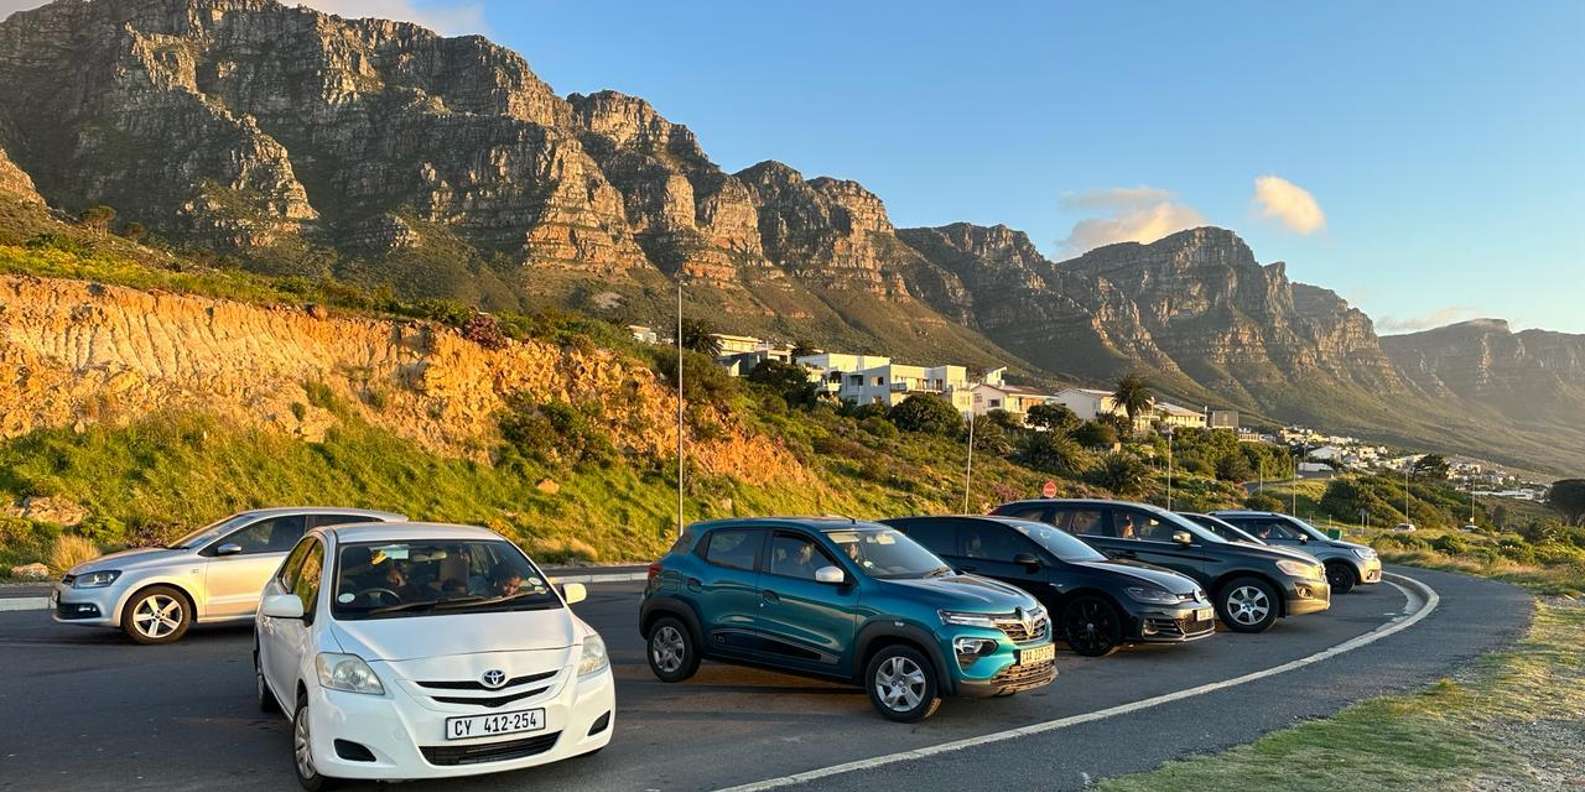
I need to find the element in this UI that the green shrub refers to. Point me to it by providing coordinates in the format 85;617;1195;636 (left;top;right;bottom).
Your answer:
497;397;616;466
1071;420;1118;448
72;513;126;544
1016;431;1088;476
1088;452;1148;496
886;394;962;436
859;416;898;440
1431;533;1471;556
1245;492;1284;512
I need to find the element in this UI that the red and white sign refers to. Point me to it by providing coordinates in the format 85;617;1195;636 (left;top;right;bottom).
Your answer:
1041;480;1059;498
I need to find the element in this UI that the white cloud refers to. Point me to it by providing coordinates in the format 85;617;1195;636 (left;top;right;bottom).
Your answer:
1252;175;1326;235
1059;187;1206;254
0;1;486;35
1376;305;1479;333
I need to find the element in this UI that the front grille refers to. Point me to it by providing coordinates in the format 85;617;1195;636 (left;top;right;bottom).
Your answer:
430;687;550;709
416;670;558;691
1143;613;1215;640
991;658;1056;692
994;612;1050;643
420;732;561;766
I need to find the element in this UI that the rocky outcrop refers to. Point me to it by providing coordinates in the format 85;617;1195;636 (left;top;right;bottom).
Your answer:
0;274;802;483
0;142;43;205
1383;319;1585;421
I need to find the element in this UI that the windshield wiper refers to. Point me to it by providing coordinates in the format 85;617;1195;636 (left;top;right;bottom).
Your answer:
433;592;552;611
364;597;479;616
924;565;953;578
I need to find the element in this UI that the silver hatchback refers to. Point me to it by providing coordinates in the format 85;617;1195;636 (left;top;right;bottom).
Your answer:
51;507;405;644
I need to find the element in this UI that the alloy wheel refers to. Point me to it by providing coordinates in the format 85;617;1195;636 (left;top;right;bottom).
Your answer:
293;706;315;780
132;594;183;640
1065;599;1116;655
1226;585;1271;626
652;625;686;674
874;656;927;712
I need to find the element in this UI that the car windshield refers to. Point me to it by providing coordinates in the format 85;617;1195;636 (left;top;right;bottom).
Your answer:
1148;509;1225;543
1288;517;1331;541
166;513;256;549
1006;520;1106;562
826;528;950;579
331;540;561;620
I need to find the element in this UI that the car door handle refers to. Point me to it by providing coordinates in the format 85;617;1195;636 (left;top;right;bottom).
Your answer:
760;590;780;605
686;577;702;592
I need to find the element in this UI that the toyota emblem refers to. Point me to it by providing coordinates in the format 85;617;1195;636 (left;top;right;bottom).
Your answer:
480;669;507;689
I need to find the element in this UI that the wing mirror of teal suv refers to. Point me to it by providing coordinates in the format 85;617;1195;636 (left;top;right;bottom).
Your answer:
639;518;1058;722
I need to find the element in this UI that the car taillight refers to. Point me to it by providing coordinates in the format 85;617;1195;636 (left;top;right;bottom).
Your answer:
647;562;661;583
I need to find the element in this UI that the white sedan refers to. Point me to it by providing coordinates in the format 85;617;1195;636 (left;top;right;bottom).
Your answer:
254;522;615;789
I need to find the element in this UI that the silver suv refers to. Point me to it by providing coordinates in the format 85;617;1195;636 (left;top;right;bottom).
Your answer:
1209;511;1382;594
51;507;404;644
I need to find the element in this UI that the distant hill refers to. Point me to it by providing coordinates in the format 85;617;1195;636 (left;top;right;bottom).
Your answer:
0;0;1578;474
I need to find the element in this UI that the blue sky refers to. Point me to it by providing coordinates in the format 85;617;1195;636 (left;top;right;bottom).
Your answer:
10;0;1578;332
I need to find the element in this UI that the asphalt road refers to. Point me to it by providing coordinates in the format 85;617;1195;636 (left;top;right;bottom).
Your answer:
0;567;1529;791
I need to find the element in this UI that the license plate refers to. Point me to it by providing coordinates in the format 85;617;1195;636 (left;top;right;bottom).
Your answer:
1018;643;1055;665
1195;607;1214;622
445;708;545;740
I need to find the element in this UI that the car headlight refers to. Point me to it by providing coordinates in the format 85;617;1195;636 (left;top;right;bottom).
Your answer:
74;570;121;588
315;653;385;695
1352;547;1376;560
938;610;998;628
1125;586;1181;605
577;633;610;677
1276;559;1323;580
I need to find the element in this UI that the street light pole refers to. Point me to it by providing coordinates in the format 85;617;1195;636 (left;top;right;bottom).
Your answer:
963;406;975;513
1166;427;1174;511
676;279;684;538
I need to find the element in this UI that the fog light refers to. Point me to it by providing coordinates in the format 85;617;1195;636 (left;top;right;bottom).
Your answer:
1141;621;1158;636
954;637;998;668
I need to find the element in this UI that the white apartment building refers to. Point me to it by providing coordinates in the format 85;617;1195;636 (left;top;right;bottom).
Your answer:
1154;401;1208;430
794;353;982;412
970;383;1058;424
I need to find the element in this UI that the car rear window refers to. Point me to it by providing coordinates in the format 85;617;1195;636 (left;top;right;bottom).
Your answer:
702;529;760;570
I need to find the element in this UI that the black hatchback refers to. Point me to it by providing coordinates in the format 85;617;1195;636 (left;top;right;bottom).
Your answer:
882;515;1215;656
990;499;1332;633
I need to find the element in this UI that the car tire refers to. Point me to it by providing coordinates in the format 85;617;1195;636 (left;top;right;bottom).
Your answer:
864;645;942;723
256;647;280;714
646;616;700;683
121;586;191;645
292;696;336;791
1216;577;1281;633
1062;595;1123;657
1325;562;1357;594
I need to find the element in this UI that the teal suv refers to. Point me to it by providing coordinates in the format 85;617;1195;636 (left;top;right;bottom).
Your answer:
640;518;1058;721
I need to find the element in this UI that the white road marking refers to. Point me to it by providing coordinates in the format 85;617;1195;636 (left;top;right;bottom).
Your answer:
716;572;1439;792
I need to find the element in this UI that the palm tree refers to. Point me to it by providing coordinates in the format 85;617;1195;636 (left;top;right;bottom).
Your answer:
1110;373;1154;430
678;317;722;357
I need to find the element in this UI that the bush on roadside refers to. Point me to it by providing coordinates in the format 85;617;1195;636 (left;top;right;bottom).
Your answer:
1244;492;1285;512
48;534;100;575
886;394;963;436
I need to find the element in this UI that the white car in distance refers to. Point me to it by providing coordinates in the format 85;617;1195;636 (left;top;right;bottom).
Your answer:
254;521;614;789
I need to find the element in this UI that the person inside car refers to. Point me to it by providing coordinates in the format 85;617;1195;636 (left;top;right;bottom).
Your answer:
1116;513;1137;539
492;564;526;597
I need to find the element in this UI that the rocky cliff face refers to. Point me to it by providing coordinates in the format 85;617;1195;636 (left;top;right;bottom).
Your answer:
1382;319;1585;422
0;143;43;205
0;273;800;483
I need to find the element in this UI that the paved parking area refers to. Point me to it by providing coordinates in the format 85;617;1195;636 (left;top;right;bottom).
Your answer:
0;567;1530;791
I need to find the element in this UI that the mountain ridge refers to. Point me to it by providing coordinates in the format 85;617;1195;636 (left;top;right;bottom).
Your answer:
0;0;1578;474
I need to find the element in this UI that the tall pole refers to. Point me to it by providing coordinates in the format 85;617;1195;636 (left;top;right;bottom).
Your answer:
676;280;684;538
1166;427;1173;511
1404;462;1411;526
1291;448;1299;515
962;406;975;513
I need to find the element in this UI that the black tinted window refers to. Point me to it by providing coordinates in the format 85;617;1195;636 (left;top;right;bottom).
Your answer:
278;537;314;588
1241;519;1304;541
999;506;1050;523
960;522;1037;560
703;529;761;570
892;521;957;555
1055;509;1108;536
293;540;324;615
220;515;306;554
310;514;373;529
766;533;834;580
1113;510;1180;542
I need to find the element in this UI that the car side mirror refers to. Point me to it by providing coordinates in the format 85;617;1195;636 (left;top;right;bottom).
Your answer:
561;582;588;605
215;543;243;556
815;565;846;584
1298;534;1309;543
260;593;305;619
1172;530;1193;546
1012;552;1042;570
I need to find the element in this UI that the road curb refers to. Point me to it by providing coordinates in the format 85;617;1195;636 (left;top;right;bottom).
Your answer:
0;571;648;613
716;570;1441;792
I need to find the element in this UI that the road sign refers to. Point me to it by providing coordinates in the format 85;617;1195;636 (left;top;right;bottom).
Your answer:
1041;480;1058;498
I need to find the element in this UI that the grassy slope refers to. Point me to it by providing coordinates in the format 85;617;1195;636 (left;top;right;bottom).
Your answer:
1099;599;1583;792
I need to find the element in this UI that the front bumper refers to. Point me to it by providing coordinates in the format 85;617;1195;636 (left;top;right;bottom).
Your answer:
941;623;1058;698
1359;556;1383;584
1124;601;1218;643
1283;578;1332;616
49;581;128;628
307;665;615;780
